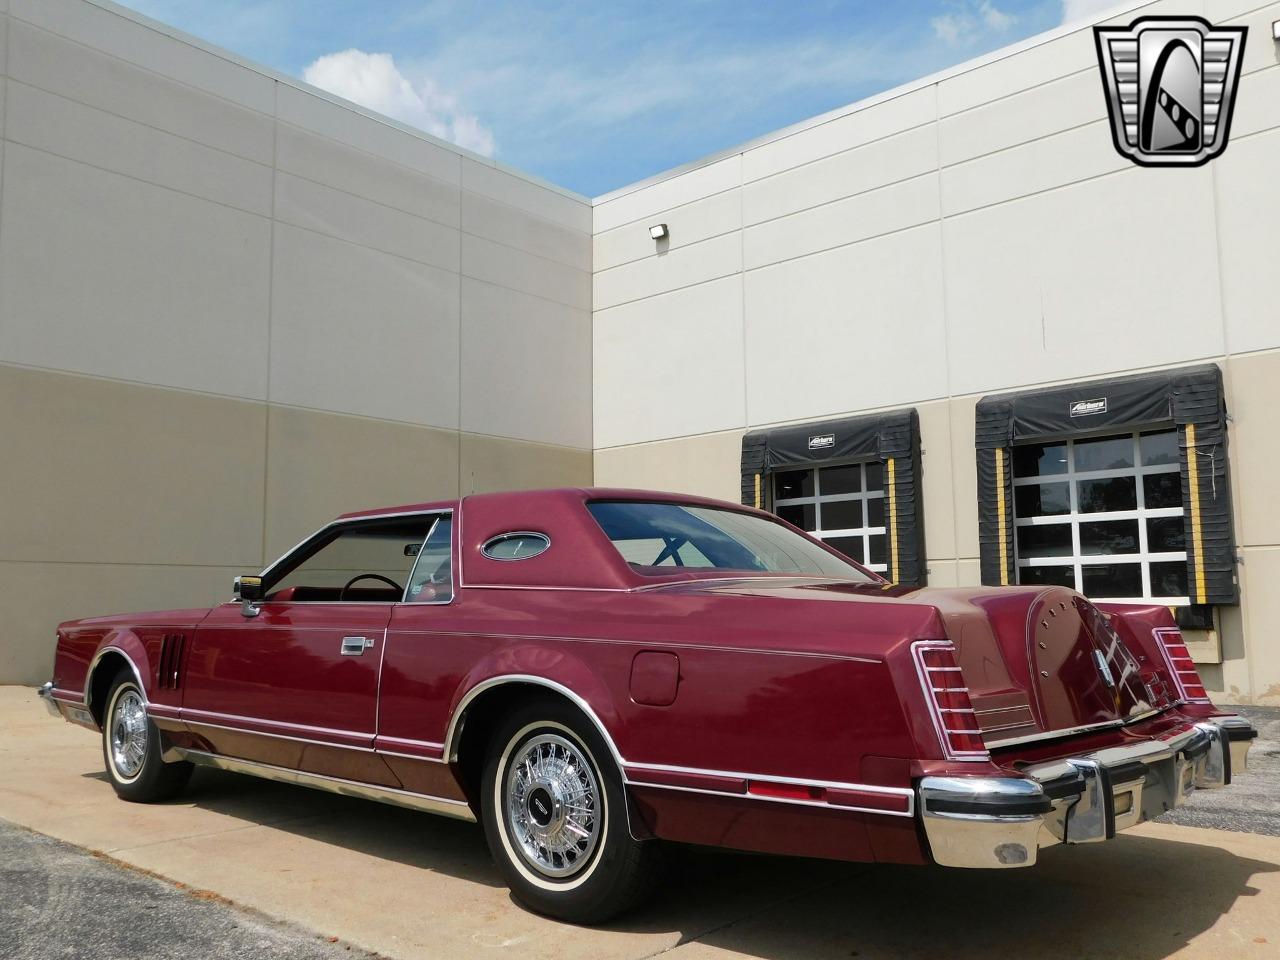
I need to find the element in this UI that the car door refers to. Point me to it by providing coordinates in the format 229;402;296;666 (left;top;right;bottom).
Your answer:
181;514;437;784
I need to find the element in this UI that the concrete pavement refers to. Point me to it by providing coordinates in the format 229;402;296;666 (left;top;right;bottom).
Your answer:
4;685;1279;960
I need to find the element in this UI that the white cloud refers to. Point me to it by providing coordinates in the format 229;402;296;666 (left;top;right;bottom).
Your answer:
931;13;973;45
1061;0;1123;25
303;49;495;156
932;2;1016;46
980;2;1016;32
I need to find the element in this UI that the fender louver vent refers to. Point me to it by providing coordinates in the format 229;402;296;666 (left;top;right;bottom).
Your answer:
156;633;186;689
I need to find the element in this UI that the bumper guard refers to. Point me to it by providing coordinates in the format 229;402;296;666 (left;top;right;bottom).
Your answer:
919;715;1255;869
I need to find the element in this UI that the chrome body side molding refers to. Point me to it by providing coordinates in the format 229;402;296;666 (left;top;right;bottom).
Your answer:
173;748;477;822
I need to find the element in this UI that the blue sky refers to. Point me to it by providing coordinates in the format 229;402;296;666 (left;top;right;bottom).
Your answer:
117;0;1118;196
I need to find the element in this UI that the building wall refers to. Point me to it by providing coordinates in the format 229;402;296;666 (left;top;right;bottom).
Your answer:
0;0;592;684
593;0;1280;703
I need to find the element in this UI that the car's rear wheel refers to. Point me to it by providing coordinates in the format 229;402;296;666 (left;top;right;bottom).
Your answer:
480;698;662;923
102;668;192;802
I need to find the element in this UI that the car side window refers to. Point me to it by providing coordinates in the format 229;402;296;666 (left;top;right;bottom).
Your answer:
406;516;453;603
265;516;435;602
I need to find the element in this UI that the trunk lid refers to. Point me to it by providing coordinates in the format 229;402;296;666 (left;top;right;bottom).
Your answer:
906;585;1172;744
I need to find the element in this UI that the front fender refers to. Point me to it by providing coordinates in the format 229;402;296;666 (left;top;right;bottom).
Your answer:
85;630;151;715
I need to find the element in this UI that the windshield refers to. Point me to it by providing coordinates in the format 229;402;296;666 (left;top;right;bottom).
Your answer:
587;501;876;580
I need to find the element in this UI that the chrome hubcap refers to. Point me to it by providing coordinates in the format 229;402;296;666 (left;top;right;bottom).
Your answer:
504;733;601;878
110;688;148;779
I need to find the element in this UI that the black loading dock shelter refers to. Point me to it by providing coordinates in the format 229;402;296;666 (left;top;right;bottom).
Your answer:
740;408;926;586
975;364;1236;626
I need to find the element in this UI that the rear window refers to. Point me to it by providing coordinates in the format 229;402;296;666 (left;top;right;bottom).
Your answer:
587;501;874;580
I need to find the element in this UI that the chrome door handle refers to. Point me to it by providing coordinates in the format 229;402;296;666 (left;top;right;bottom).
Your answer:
341;636;373;656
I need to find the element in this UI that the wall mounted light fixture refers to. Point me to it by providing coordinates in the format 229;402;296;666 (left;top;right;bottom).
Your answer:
649;223;668;241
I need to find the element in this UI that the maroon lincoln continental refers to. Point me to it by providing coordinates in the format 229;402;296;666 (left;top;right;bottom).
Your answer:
41;488;1256;921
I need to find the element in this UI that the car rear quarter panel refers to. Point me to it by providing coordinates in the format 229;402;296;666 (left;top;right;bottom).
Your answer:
383;587;936;784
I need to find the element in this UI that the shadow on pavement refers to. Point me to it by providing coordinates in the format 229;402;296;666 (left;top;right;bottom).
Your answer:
125;766;1276;958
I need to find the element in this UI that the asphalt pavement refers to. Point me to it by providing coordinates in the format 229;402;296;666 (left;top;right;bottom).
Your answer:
0;820;378;960
1159;705;1280;836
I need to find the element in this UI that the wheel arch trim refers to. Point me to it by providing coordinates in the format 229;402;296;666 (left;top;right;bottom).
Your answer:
444;674;627;770
86;645;148;713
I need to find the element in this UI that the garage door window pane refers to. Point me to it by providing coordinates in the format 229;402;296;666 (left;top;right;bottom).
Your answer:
1150;561;1189;598
1074;434;1134;472
820;464;861;495
1015;482;1071;517
1077;476;1137;513
1017;524;1073;557
866;496;885;528
1140;430;1180;466
775;470;813;499
826;536;864;563
1080;520;1140;555
1143;473;1183;509
1147;516;1185;553
777;503;815;531
1021;565;1075;588
821;499;862;531
1082;563;1143;598
1014;442;1067;478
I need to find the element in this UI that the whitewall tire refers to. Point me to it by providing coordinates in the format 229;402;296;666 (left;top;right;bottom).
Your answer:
480;698;662;923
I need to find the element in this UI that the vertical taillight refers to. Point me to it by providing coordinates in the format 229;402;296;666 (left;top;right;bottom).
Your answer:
1153;627;1211;704
911;640;990;761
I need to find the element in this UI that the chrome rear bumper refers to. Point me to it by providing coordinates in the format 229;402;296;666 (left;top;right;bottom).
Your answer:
919;715;1256;869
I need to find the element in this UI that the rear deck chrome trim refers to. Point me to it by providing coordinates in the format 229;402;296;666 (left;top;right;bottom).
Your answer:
173;748;476;822
985;707;1165;749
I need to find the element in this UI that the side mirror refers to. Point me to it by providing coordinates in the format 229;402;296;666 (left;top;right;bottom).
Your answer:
234;575;263;619
233;575;263;602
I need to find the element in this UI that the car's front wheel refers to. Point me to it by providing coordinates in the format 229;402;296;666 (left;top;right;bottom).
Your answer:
480;698;662;923
102;668;192;802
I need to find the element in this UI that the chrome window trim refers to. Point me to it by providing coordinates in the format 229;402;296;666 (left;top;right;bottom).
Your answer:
257;509;453;584
252;509;453;605
402;512;457;605
479;530;551;561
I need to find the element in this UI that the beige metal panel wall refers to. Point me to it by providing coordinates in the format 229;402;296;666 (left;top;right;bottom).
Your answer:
591;0;1280;701
0;0;594;683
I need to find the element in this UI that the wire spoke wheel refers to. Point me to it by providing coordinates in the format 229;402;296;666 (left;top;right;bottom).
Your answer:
109;687;148;781
503;733;601;879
